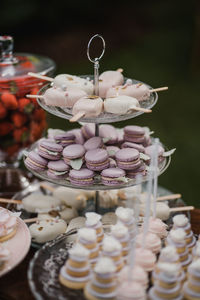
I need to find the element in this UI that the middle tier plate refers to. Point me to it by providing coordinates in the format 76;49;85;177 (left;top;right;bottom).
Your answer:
37;76;158;123
23;141;171;191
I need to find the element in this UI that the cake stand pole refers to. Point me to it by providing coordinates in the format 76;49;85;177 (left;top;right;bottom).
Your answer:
87;34;105;213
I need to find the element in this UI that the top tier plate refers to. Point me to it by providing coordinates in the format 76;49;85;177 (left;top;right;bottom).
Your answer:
37;76;158;124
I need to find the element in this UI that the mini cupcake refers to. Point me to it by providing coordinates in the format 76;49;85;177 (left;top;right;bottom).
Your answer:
77;228;99;265
118;265;148;290
85;212;104;244
111;222;130;260
136;232;161;254
102;236;124;272
135;247;156;272
59;243;91;289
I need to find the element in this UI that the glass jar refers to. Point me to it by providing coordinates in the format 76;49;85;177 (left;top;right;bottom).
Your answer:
0;35;56;197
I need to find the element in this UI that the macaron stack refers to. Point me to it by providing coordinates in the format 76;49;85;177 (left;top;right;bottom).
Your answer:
24;123;169;186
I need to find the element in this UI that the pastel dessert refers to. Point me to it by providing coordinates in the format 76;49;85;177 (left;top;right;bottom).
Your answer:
173;214;196;252
101;168;126;186
106;146;120;158
115;207;136;240
47;160;70;179
139;201;171;221
121;141;145;153
84;137;104;151
71;128;85;145
104;95;141;115
77;228;99;264
22;193;61;213
71;96;103;120
106;82;151;101
84;256;117;300
81;123;95;140
118;265;148;289
166;228;192;271
115;148;141;170
183;259;200;299
54;132;76;147
102;235;124;272
38;206;78;223
85;213;104;244
141;217;168;239
99;190;118;208
38;140;63;160
135;247;156;272
117;281;146;300
153;246;186;283
0;245;10;270
24;151;48;172
109;158;117;168
124;126;146;144
85;148;110;171
53;186;88;210
145;144;165;164
53;74;94;94
0;207;17;242
69;168;94;186
47;128;65;139
149;263;183;300
126;162;146;179
59;243;91;289
29;218;67;243
98;69;124;98
136;232;161;254
111;223;130;259
63;144;85;166
99;125;118;145
192;242;200;260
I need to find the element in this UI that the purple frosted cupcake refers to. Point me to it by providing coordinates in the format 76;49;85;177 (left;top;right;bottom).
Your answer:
38;140;63;160
85;148;110;171
47;160;70;179
121;142;145;153
54;132;75;147
25;151;48;172
124;126;145;144
115;148;141;170
84;137;103;151
101;168;126;186
69;168;94;186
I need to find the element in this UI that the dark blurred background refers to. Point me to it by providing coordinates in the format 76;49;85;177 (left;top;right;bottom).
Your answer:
1;0;200;206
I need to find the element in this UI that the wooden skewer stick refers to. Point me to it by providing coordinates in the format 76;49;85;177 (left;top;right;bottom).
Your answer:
26;94;44;99
0;198;22;204
70;111;85;122
130;106;152;113
28;72;54;82
116;68;123;73
150;87;168;93
24;218;39;224
157;194;182;201
169;206;194;212
40;183;55;193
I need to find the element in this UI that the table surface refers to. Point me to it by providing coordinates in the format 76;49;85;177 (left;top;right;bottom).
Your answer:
0;209;200;300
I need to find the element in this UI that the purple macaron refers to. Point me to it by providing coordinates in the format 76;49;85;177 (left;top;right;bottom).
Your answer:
54;132;75;147
126;162;146;178
99;125;118;145
121;142;145;153
47;160;70;179
71;129;85;145
84;137;103;151
101;168;126;186
115;148;141;170
85;148;110;171
145;144;165;164
81;124;95;140
63;144;85;164
25;151;48;171
38;140;63;160
109;158;117;168
69;168;94;186
124;126;145;144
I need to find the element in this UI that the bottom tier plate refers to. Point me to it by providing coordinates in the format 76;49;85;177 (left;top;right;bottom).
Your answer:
27;186;187;300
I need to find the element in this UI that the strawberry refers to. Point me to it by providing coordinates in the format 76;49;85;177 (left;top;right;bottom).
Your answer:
13;127;29;143
11;112;27;128
0;122;13;136
1;92;18;110
18;98;34;114
0;103;7;119
33;108;46;121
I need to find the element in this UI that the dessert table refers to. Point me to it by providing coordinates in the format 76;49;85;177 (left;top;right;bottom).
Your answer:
0;209;199;300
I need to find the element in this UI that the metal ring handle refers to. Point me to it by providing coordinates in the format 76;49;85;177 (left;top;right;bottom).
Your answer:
87;34;105;63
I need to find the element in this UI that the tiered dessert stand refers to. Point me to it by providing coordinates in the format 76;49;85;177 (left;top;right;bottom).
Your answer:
24;34;171;213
